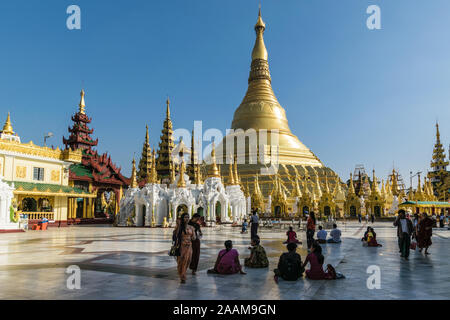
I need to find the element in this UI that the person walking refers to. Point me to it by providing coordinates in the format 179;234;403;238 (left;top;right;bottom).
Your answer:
358;213;362;223
250;208;259;239
306;212;316;250
394;209;414;260
418;212;433;254
188;213;202;275
174;213;196;283
371;214;375;224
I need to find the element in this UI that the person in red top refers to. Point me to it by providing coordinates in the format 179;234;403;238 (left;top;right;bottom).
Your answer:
306;212;316;250
283;226;301;244
302;242;335;280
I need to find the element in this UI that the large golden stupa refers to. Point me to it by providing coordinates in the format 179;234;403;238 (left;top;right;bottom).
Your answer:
217;9;345;212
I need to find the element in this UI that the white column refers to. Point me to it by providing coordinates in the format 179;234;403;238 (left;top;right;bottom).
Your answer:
0;198;6;225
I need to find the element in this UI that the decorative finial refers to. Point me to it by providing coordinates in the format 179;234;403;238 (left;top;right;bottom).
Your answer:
252;6;268;61
79;89;86;114
130;156;138;188
2;112;15;135
166;96;171;118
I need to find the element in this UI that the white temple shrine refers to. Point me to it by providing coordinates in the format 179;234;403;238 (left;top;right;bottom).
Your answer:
0;176;19;231
117;144;247;227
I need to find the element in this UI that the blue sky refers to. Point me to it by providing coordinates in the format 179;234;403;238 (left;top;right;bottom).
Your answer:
1;0;449;187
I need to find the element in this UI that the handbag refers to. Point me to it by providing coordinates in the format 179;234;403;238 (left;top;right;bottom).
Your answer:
169;242;181;256
410;240;417;250
169;233;181;257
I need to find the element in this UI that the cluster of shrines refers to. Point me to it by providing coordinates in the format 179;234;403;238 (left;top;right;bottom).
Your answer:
0;89;448;230
1;9;450;231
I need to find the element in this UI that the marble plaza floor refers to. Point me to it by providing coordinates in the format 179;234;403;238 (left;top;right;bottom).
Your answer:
0;221;449;300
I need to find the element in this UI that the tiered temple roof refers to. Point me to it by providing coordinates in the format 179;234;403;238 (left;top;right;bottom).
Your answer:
64;90;129;188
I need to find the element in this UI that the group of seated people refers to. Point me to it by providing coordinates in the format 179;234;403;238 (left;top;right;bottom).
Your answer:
316;224;342;244
208;235;268;274
361;227;382;247
208;235;340;282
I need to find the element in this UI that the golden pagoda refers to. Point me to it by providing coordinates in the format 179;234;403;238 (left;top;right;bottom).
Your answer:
217;8;343;213
137;125;152;183
156;97;176;180
1;112;15;135
207;142;221;178
130;157;138;188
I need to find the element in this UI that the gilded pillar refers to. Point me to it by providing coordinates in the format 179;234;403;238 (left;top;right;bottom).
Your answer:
82;198;87;218
68;198;72;219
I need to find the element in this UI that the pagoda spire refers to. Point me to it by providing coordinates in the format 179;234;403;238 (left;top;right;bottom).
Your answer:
79;89;86;114
291;175;302;198
188;129;197;181
63;89;98;152
233;157;240;184
156;97;175;179
137;125;152;183
130;157;138;188
177;160;186;188
1;112;14;135
348;173;355;194
428;122;449;185
207;142;221;177
194;162;202;185
227;160;235;185
324;175;330;194
372;170;380;195
149;150;158;184
380;179;386;198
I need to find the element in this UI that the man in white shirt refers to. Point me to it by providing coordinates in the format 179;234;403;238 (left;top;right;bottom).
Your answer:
316;225;327;244
327;224;342;243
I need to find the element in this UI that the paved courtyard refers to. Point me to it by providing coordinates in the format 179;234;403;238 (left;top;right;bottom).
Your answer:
0;221;449;300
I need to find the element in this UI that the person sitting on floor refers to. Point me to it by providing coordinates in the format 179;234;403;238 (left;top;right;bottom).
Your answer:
283;226;301;244
302;242;335;280
274;242;304;283
208;240;246;275
244;235;269;268
327;224;342;243
317;225;327;244
367;227;382;247
241;219;248;234
361;227;371;242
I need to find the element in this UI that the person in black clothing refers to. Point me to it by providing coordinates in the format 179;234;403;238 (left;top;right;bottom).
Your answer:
188;214;203;275
394;209;414;260
371;214;375;224
273;242;304;283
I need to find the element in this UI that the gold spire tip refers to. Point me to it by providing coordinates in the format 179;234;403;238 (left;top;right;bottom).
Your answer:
2;112;14;135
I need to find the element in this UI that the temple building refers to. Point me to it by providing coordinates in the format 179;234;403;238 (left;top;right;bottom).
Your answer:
216;9;346;217
0;113;93;229
63;90;129;224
